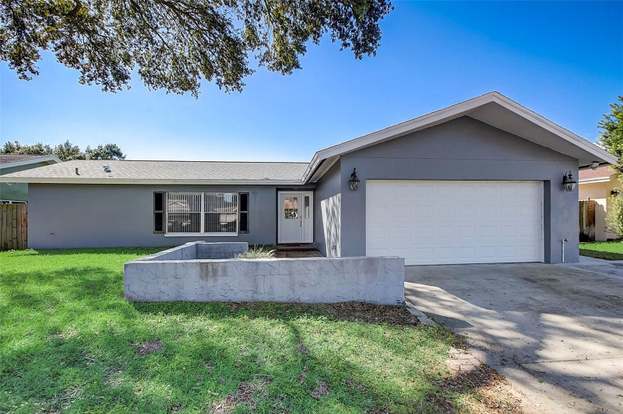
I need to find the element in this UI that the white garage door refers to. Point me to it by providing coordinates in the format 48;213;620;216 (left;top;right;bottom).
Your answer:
366;180;544;265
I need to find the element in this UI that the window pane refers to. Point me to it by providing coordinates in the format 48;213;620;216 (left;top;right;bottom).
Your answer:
239;212;248;233
304;195;310;219
168;192;201;213
205;193;238;213
283;197;299;219
154;212;163;232
154;192;164;212
240;193;248;212
204;193;238;233
205;213;237;233
167;213;201;233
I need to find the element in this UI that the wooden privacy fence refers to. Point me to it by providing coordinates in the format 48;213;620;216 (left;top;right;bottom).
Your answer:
579;200;596;242
0;204;27;250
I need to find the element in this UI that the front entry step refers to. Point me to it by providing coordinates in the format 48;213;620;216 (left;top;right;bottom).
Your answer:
276;243;317;251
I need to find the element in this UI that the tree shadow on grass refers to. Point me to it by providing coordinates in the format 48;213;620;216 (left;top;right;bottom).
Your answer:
1;263;504;413
132;301;422;326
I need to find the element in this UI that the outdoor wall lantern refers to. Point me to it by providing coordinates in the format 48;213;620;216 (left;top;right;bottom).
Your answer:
349;168;360;191
562;171;577;192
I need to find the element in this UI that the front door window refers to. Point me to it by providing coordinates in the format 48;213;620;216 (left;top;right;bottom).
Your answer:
283;197;299;219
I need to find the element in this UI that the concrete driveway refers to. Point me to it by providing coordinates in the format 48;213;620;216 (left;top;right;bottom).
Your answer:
405;258;623;414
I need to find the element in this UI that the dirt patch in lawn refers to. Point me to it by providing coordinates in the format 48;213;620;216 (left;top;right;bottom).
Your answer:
135;339;163;356
224;302;420;325
210;377;271;414
322;302;420;325
311;380;330;399
434;348;523;414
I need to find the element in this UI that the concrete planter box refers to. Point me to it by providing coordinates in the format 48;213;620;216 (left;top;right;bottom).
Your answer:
124;242;404;304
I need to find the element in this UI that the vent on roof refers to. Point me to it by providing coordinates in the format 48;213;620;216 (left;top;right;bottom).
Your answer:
103;165;112;173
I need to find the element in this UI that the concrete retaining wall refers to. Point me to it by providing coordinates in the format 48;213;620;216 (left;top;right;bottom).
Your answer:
124;248;404;304
141;241;248;261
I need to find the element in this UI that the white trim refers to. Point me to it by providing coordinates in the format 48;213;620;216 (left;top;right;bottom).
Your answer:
303;92;617;182
165;232;237;237
0;155;61;170
579;177;612;184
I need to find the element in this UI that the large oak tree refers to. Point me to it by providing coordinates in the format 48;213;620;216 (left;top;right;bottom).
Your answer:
1;0;392;95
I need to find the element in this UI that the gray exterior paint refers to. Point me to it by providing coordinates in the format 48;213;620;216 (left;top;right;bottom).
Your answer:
337;116;578;264
28;184;280;248
314;161;341;256
26;116;580;263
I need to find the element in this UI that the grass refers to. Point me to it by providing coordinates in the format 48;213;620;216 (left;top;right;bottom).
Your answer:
0;248;504;413
580;240;623;260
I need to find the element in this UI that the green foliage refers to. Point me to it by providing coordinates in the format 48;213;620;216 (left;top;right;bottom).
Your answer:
1;140;125;160
84;143;126;160
605;194;623;236
54;140;85;161
238;245;276;258
0;0;393;96
599;96;623;171
2;140;53;156
0;248;471;413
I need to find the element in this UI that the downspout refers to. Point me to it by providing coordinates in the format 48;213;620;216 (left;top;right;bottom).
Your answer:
561;238;567;263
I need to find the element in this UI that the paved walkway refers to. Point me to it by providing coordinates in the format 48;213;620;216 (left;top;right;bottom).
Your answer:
405;261;623;414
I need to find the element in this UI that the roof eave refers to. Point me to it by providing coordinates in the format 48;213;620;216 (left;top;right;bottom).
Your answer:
0;177;305;185
0;155;62;170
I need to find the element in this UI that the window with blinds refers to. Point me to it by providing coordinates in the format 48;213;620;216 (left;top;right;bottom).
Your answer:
166;192;239;235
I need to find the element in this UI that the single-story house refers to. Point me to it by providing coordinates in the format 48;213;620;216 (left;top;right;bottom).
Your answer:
579;164;620;241
0;154;61;202
0;92;615;264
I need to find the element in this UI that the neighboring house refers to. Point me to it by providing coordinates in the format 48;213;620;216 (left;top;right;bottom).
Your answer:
0;92;615;264
579;164;620;241
0;155;61;202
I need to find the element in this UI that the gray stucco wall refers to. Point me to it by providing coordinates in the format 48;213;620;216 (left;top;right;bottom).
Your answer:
338;116;579;264
314;161;341;256
28;184;280;248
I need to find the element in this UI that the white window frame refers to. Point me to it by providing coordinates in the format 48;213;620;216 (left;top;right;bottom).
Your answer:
165;192;239;237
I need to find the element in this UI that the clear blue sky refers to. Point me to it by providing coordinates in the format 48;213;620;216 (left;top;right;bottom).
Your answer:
1;1;622;162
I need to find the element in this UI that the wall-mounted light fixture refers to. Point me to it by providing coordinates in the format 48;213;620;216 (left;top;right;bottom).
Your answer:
562;171;577;192
348;168;360;191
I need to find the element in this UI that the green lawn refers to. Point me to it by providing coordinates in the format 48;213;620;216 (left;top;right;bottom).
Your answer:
0;249;502;413
580;240;623;260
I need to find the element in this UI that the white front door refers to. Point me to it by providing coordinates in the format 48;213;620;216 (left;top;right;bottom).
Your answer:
278;191;313;244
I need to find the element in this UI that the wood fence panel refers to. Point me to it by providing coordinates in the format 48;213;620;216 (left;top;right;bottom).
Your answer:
579;200;596;242
0;204;28;251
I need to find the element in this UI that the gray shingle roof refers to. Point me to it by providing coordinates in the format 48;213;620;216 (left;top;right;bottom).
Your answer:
0;154;55;164
0;159;308;184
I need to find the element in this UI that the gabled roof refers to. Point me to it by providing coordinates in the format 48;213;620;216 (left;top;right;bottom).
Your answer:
0;154;61;169
0;92;615;186
303;92;617;182
0;159;308;185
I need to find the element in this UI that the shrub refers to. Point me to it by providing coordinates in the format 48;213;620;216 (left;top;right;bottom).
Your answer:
237;246;276;259
606;194;623;236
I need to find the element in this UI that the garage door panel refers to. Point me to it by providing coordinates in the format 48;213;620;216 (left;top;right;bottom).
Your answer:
366;180;544;265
